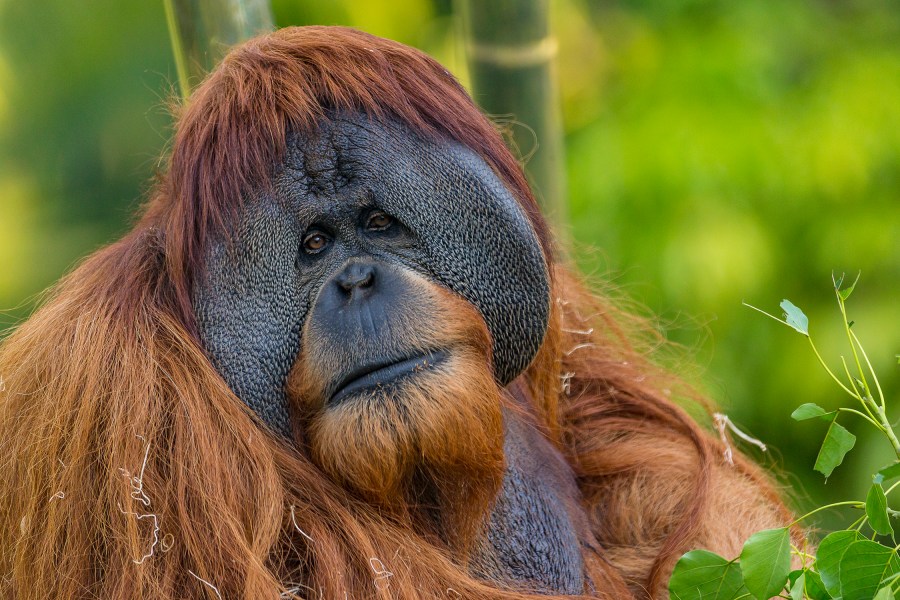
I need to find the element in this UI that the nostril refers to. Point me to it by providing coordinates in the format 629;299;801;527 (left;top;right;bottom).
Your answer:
336;263;377;294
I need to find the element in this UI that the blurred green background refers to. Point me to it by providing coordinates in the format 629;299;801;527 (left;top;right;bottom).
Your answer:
0;0;897;531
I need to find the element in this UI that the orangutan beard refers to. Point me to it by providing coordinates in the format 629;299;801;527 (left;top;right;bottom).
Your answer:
286;324;506;549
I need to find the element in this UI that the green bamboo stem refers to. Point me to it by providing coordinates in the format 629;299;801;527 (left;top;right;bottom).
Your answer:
459;0;569;242
163;0;274;99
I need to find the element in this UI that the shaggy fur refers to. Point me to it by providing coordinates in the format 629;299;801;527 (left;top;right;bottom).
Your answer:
289;269;506;551
0;26;797;599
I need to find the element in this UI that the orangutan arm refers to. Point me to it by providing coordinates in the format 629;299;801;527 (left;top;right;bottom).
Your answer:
581;428;797;598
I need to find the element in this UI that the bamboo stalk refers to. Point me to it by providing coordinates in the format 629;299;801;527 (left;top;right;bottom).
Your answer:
459;0;569;240
163;0;274;99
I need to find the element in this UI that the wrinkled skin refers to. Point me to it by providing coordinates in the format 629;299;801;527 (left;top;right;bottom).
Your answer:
193;115;588;593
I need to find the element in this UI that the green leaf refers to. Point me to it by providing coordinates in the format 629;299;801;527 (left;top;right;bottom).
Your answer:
740;527;792;599
780;299;810;336
817;530;865;596
787;569;829;600
838;540;900;600
789;572;805;600
875;585;896;600
838;271;861;301
802;570;830;600
814;418;856;478
792;403;833;421
874;462;900;485
867;483;895;536
668;550;749;600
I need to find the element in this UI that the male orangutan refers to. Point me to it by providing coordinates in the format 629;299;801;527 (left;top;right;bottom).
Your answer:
0;26;797;599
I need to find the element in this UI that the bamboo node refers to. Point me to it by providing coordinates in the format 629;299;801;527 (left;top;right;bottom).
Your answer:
466;37;558;67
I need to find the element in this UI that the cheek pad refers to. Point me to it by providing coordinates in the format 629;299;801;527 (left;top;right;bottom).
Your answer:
193;199;307;436
338;120;551;385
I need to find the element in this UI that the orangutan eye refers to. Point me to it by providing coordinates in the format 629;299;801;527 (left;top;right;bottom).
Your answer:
365;211;393;231
302;231;330;254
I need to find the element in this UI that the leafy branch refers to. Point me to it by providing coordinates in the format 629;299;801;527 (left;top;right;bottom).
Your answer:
670;275;899;600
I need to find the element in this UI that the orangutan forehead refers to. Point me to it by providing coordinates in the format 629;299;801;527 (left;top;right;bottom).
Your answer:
277;115;482;203
278;119;365;197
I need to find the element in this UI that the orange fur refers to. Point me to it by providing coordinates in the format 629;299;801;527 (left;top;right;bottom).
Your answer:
0;26;795;599
545;270;800;597
288;271;505;550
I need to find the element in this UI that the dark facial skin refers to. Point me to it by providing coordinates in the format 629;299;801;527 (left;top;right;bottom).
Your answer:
194;115;550;436
192;115;589;593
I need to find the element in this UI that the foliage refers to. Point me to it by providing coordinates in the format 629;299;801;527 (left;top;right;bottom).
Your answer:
560;1;899;523
670;276;899;599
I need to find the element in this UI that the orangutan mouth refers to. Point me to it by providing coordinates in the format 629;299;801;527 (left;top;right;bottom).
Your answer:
329;350;449;405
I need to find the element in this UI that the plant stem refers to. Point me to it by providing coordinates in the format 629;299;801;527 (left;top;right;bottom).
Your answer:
877;405;900;459
851;329;886;408
849;514;867;531
837;290;875;404
742;302;792;327
789;500;865;528
839;355;881;425
807;337;866;402
790;546;815;561
838;407;883;430
835;292;899;457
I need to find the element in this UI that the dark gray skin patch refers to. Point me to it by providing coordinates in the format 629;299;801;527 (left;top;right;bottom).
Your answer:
471;405;589;595
193;199;302;434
